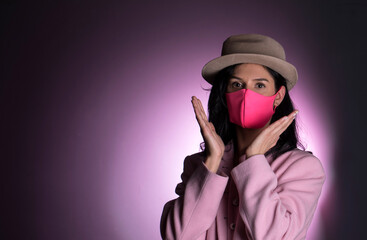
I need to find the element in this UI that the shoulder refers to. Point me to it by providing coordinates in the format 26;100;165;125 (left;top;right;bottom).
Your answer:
272;148;325;180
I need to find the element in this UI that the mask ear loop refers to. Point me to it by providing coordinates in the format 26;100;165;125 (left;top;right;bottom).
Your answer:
272;87;283;112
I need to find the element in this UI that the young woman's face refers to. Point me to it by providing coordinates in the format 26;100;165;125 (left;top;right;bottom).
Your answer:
227;63;277;96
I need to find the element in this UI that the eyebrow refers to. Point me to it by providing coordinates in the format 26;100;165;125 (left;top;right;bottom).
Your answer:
230;76;270;82
253;78;270;82
230;76;244;81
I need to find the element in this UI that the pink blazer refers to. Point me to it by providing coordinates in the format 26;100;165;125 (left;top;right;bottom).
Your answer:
160;145;325;240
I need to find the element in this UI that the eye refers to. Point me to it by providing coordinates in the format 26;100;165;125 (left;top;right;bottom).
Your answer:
256;83;266;88
232;81;243;88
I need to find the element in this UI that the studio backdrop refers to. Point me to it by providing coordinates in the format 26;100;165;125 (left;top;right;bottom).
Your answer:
2;0;366;239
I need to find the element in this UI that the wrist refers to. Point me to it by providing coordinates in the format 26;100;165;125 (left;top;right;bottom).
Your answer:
205;156;221;173
245;149;264;159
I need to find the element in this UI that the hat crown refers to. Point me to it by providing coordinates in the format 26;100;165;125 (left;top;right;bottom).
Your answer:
221;34;286;60
202;33;297;90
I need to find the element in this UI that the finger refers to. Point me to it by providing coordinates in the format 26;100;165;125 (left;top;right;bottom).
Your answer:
194;107;208;132
196;97;208;122
192;97;205;127
197;98;205;116
192;96;206;122
191;98;224;153
266;115;289;132
192;97;204;118
195;101;210;132
192;97;219;144
263;111;296;141
198;99;208;121
273;110;298;134
270;110;298;128
192;97;212;136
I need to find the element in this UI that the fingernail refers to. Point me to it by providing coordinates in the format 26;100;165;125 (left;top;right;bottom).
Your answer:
293;111;299;117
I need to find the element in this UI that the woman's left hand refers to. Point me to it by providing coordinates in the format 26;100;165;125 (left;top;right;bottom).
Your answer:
245;110;299;159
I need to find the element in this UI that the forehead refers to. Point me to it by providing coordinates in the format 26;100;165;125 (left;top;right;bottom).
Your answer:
233;63;275;82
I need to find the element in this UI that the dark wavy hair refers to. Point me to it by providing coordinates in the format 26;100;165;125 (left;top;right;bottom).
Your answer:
206;64;304;160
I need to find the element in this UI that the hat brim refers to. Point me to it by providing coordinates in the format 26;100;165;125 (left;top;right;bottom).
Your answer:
201;54;298;90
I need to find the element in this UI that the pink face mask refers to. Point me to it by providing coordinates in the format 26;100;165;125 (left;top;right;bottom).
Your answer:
225;88;281;129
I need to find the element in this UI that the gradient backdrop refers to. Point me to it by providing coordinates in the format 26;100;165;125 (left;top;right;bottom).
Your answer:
1;1;366;239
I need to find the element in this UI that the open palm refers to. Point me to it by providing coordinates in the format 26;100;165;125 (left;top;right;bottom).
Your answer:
191;96;225;170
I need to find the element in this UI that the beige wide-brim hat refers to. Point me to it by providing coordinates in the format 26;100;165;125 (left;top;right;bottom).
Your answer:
202;34;298;90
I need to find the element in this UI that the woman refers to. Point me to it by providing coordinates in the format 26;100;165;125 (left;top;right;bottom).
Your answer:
160;34;325;240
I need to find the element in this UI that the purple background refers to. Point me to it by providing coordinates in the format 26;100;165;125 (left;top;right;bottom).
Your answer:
1;1;366;239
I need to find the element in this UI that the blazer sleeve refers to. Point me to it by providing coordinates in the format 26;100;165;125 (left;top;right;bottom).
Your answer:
160;153;229;240
231;151;325;240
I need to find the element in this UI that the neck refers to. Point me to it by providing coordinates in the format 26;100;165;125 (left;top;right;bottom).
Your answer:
233;122;270;162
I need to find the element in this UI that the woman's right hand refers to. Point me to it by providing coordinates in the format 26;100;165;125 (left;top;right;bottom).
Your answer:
191;96;225;173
